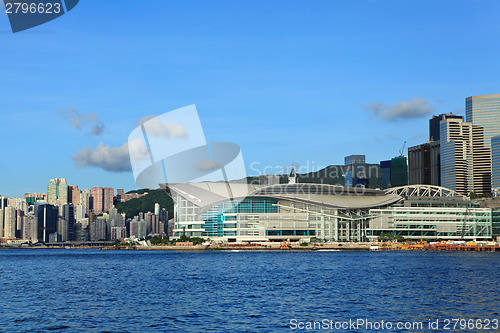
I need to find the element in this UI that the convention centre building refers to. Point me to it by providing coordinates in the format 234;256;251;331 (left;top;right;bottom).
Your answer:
162;178;495;242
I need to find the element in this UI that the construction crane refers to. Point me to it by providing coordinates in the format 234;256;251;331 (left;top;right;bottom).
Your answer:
399;141;406;157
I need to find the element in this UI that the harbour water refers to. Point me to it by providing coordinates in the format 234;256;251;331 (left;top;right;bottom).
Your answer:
0;249;498;332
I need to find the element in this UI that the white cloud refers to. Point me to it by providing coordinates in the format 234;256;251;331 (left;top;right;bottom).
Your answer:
364;97;435;121
73;142;132;172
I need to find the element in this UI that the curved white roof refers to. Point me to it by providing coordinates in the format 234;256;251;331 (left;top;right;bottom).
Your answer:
162;182;402;210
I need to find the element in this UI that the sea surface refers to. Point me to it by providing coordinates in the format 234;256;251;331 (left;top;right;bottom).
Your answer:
0;249;498;332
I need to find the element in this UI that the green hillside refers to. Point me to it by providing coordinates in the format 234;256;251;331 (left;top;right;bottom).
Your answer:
248;164;383;189
116;189;174;219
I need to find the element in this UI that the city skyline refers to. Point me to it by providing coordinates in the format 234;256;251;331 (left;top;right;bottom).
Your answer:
2;0;500;197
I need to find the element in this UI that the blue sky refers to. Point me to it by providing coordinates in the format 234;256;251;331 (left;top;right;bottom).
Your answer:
1;0;500;197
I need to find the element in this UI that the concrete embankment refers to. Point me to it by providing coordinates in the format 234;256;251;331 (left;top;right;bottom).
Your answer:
103;243;380;251
104;243;500;251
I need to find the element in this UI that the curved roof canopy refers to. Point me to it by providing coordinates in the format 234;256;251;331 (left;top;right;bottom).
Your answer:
162;182;402;210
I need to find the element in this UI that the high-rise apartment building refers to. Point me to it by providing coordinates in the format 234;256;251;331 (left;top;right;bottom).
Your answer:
80;189;90;214
104;188;113;212
57;218;68;242
3;206;16;238
111;226;126;240
75;204;85;223
90;217;107;241
116;189;125;202
91;187;114;213
440;117;491;195
68;185;81;205
24;193;46;205
47;178;68;204
22;213;38;242
129;218;146;239
466;93;500;147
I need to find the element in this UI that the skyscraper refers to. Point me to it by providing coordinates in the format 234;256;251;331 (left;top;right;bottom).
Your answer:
429;141;441;186
390;156;408;187
409;113;463;187
380;160;391;189
36;204;58;243
62;204;75;241
429;113;463;141
344;155;365;187
408;144;431;185
466;93;500;147
0;196;7;237
440;117;491;195
491;135;500;194
47;178;68;204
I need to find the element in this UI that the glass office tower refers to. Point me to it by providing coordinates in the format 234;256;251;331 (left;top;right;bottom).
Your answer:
492;135;500;193
440;117;491;195
344;155;365;187
466;93;500;147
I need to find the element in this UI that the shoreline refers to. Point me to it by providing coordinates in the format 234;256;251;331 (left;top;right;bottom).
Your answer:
1;243;499;252
113;243;500;252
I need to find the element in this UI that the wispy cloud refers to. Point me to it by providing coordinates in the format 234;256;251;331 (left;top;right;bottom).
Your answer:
73;142;131;172
364;97;435;121
58;107;105;136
